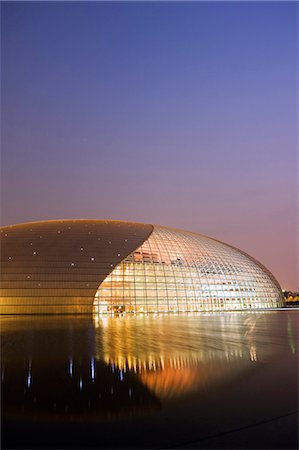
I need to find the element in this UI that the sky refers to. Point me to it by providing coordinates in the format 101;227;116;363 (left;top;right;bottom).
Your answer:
1;2;298;290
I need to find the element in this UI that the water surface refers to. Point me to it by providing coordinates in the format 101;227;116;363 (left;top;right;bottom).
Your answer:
1;311;298;448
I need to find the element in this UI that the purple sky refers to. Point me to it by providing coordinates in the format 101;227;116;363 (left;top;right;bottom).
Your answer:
1;2;298;290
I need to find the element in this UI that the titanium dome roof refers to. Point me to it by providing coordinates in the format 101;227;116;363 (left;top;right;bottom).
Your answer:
0;219;284;314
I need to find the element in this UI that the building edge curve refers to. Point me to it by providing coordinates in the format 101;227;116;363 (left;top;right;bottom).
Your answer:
0;219;284;314
94;223;284;314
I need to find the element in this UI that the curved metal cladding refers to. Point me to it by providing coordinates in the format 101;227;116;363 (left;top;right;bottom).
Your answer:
0;220;153;314
94;225;284;313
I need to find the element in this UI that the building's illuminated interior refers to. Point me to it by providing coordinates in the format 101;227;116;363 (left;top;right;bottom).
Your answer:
94;225;284;314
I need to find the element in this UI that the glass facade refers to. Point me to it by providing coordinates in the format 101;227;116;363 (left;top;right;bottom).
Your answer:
94;225;284;314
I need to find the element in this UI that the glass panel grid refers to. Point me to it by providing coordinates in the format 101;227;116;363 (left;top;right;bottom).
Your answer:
94;226;284;314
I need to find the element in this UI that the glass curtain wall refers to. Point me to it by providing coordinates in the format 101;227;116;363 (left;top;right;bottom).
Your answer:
94;226;283;314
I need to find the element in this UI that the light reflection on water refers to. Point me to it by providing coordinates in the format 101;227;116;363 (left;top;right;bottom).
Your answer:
1;311;297;422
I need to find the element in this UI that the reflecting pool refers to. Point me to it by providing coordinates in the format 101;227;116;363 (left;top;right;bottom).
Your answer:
1;311;298;449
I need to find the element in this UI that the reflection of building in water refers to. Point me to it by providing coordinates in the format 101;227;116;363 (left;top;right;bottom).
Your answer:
1;317;161;421
94;313;285;400
2;357;161;421
1;312;294;421
94;313;276;366
287;316;297;355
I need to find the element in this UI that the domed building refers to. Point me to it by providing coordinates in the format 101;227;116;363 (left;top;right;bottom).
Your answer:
0;220;284;314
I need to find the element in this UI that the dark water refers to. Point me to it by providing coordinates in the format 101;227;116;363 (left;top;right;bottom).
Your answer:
1;311;298;449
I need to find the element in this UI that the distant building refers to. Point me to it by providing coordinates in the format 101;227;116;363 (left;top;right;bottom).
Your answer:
0;220;284;314
283;290;299;306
